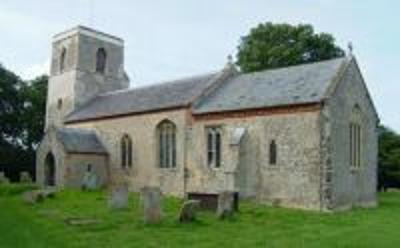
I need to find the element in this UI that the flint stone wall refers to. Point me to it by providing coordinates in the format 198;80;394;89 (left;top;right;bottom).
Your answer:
323;60;378;210
68;109;187;197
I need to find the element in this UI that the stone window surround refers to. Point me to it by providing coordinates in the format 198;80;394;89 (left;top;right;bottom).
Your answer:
350;104;363;171
157;120;177;169
269;139;277;165
57;98;63;110
206;126;222;169
95;47;107;74
59;47;67;73
121;134;132;168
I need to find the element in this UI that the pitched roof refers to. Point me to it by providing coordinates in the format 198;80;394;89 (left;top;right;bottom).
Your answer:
193;57;346;114
65;57;348;123
56;128;107;154
65;73;217;122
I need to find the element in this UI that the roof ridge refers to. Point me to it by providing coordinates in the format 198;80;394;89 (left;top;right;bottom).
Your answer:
98;71;219;98
242;56;346;76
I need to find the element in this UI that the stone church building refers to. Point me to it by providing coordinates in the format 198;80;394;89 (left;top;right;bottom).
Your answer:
36;26;379;211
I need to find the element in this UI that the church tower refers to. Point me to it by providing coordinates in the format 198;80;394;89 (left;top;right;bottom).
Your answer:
46;26;129;128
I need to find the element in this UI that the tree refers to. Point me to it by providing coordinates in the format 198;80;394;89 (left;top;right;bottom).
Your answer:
236;22;345;72
20;75;48;151
0;63;47;180
378;125;400;190
0;64;25;165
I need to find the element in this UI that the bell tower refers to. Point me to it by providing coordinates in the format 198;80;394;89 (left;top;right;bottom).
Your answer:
46;26;129;129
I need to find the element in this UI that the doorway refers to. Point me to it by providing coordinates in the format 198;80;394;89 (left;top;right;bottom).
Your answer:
44;153;56;186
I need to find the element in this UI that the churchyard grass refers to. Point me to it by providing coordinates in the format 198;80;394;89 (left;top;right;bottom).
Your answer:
0;184;400;248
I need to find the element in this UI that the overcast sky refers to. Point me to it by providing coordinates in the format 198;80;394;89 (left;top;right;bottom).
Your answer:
0;0;399;132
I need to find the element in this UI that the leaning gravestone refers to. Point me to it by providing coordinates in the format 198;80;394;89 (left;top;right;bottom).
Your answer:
22;190;44;204
179;200;201;223
108;183;129;210
217;191;235;219
22;189;57;205
20;171;32;183
40;188;57;199
82;171;98;190
141;186;162;224
0;172;10;184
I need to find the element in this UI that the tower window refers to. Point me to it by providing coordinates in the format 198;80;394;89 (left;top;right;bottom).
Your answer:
57;99;63;110
60;47;67;72
96;48;107;73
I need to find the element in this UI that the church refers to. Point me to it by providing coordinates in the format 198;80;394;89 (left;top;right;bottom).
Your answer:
36;26;379;211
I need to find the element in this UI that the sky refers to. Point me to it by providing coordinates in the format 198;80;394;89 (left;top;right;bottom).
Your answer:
0;0;399;132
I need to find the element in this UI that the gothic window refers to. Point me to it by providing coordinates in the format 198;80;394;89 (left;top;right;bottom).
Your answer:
121;134;132;168
350;105;363;168
207;127;222;168
158;120;176;168
60;47;67;72
57;99;63;110
96;48;107;73
269;140;277;165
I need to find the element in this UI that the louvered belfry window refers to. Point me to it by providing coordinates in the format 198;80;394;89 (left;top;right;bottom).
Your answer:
96;48;107;73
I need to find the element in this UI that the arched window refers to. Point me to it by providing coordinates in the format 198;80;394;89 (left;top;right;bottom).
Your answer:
57;98;63;110
121;134;132;168
207;127;222;168
60;47;67;72
157;120;176;168
269;140;277;165
96;48;107;73
350;105;363;168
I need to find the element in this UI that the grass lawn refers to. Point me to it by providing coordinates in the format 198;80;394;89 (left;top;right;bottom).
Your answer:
0;185;400;248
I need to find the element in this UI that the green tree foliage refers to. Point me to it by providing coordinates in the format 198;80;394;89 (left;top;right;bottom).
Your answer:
378;125;400;190
236;22;345;72
0;64;47;168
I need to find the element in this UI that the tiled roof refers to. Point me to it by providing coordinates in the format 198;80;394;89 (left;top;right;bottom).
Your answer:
65;57;348;122
65;73;217;122
56;128;107;154
193;58;346;114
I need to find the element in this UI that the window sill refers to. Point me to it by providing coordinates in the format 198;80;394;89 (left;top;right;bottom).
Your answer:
159;167;178;172
208;165;223;171
350;167;362;173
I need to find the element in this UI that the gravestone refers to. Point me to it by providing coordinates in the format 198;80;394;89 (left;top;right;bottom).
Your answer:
65;217;101;226
108;183;129;210
41;188;57;199
217;191;235;219
22;189;56;204
20;171;32;183
141;186;162;224
0;172;10;184
82;171;98;190
22;190;44;204
179;200;200;223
